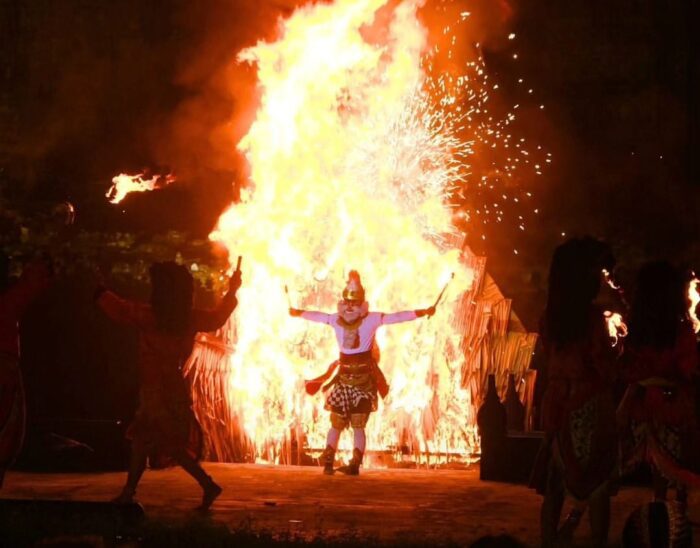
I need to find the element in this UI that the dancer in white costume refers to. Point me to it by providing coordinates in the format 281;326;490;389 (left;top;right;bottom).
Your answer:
290;271;434;475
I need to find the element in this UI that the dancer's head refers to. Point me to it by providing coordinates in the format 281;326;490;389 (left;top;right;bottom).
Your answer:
628;260;688;349
338;270;368;322
544;236;613;346
149;261;194;335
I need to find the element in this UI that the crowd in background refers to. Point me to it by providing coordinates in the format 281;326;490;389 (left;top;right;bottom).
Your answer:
531;237;699;547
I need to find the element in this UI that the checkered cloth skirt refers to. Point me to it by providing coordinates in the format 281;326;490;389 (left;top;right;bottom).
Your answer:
325;383;377;416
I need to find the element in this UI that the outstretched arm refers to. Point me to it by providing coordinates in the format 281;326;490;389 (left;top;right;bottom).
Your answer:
194;269;241;332
289;309;333;324
96;289;147;327
380;307;435;325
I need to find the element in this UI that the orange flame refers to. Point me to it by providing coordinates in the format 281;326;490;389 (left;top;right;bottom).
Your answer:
604;310;627;347
689;277;700;334
106;173;175;204
206;0;486;463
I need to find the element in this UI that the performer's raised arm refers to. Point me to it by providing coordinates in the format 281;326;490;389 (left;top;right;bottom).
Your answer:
289;308;333;324
96;289;149;327
380;306;434;325
194;269;241;332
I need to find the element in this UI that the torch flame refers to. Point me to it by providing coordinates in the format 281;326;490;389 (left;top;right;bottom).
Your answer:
689;276;700;334
604;310;627;347
106;173;175;204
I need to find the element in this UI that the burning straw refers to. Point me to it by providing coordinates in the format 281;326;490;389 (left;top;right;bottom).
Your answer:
186;0;538;465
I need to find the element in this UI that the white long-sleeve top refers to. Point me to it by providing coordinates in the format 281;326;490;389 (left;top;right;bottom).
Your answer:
300;310;418;354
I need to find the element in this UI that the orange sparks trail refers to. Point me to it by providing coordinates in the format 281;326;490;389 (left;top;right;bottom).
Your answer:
106;173;175;204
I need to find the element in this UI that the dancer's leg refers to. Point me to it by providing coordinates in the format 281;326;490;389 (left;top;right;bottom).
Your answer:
353;427;366;454
338;414;368;475
326;427;341;450
113;439;148;503
322;413;347;475
172;447;221;510
541;461;565;547
588;483;610;546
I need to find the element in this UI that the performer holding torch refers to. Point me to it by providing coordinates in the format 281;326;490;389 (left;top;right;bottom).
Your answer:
97;257;242;510
289;270;436;476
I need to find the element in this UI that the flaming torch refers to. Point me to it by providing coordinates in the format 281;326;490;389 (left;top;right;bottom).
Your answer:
602;269;628;347
689;275;700;334
106;173;175;204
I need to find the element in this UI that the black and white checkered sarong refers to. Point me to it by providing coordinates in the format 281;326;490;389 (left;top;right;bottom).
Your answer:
325;383;375;416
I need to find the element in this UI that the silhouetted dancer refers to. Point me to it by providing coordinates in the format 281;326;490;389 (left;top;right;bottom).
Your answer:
96;261;241;510
290;270;435;475
0;253;51;488
530;238;619;547
617;261;699;509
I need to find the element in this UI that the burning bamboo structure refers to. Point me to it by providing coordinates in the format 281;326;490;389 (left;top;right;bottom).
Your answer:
185;247;537;466
170;0;550;467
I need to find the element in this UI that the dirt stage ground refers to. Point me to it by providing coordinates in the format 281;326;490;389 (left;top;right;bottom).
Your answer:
2;463;699;546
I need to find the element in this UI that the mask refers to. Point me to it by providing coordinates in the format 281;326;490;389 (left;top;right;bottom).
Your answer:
337;299;368;324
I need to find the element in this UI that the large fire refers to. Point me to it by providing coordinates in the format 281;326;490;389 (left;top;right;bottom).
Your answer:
203;0;491;464
120;0;545;468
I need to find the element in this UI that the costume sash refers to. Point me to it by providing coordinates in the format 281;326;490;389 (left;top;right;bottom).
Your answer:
305;361;339;395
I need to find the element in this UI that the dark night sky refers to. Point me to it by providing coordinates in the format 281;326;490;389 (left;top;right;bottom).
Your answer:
1;0;699;304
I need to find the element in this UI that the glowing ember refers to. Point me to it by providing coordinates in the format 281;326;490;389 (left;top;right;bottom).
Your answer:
689;276;700;334
106;173;175;204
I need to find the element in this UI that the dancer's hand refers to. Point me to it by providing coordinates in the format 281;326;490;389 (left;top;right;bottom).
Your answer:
229;269;242;293
289;308;303;317
415;306;436;317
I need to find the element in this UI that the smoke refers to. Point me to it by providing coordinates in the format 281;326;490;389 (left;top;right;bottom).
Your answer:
151;1;301;181
3;0;521;232
151;0;517;200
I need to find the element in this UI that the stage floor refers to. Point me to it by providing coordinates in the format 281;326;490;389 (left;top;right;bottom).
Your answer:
1;463;698;546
